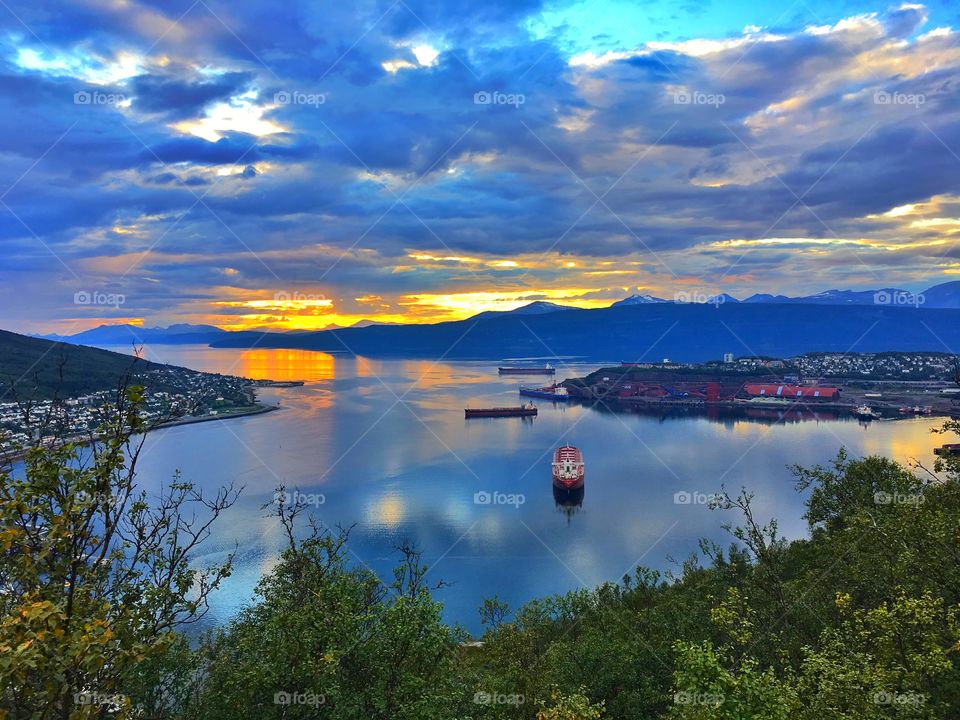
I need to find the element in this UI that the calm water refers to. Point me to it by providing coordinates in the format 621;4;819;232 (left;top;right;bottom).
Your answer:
113;346;946;635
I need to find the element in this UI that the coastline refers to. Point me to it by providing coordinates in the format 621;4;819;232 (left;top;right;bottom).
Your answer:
1;402;280;464
150;402;279;430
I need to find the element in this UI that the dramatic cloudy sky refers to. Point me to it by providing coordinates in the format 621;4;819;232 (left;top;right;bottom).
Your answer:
2;0;960;333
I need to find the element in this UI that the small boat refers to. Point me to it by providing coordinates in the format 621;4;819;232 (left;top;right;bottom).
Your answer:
465;403;538;418
934;443;960;456
519;384;572;401
552;445;584;489
853;404;879;420
899;405;932;415
498;364;555;375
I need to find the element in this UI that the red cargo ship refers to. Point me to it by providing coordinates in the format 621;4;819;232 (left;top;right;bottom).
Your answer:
552;445;584;489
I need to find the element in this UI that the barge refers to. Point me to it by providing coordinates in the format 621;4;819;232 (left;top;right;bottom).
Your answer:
499;365;555;375
465;404;538;418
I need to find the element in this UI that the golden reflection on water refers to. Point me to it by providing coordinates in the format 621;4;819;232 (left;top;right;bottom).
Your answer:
123;345;337;383
865;418;936;467
366;493;406;528
231;349;335;383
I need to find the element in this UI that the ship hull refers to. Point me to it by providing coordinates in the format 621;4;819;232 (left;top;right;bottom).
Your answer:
519;387;572;401
499;367;556;375
465;406;538;418
553;484;585;506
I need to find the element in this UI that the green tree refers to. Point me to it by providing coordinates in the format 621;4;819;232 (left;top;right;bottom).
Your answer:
186;499;466;719
537;687;605;719
0;385;236;719
667;640;793;720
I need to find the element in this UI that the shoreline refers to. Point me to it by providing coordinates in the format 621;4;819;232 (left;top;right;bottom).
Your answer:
150;402;279;430
2;402;280;464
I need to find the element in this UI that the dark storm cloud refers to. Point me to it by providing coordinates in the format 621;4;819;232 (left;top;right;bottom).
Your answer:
792;122;960;217
149;172;210;186
131;71;253;119
142;133;320;165
883;3;929;37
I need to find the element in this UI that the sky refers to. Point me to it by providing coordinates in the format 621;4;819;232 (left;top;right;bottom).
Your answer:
1;0;960;334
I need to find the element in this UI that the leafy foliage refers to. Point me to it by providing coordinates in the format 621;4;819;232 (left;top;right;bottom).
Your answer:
0;386;236;719
184;503;466;719
2;401;959;718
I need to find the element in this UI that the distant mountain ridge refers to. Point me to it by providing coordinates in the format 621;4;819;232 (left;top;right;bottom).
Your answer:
38;282;960;354
210;302;960;362
611;294;667;306
41;319;406;345
470;301;573;320
743;287;925;306
39;323;228;346
617;281;960;309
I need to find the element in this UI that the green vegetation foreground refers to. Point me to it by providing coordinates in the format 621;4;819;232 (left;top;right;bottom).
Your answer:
1;388;958;718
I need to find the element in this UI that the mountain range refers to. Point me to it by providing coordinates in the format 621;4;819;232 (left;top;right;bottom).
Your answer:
35;281;960;361
38;323;229;346
38;318;404;346
207;302;960;363
611;281;960;308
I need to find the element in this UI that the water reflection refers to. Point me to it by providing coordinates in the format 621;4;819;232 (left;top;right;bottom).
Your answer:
598;401;848;426
104;346;950;635
103;344;339;384
233;349;335;382
553;484;584;522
